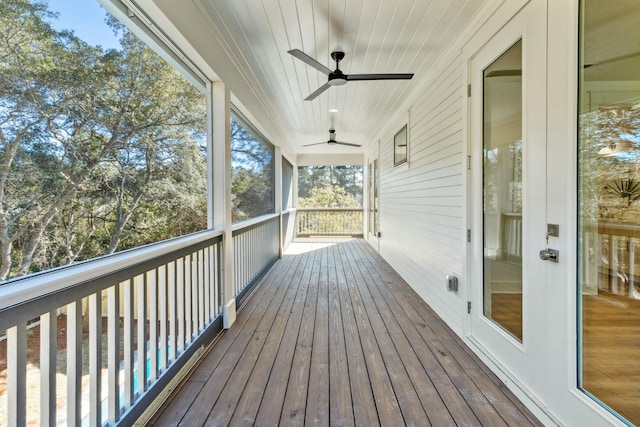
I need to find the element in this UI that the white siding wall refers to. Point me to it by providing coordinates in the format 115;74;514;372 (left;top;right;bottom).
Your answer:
368;52;467;334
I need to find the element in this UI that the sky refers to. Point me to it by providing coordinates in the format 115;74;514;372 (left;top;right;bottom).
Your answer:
45;0;120;49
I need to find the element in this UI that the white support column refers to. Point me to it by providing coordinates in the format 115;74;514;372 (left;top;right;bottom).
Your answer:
274;146;283;257
206;81;215;230
212;81;235;328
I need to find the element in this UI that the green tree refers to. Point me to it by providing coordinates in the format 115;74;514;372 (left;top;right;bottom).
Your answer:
298;185;360;208
297;165;363;207
230;118;274;222
0;0;207;280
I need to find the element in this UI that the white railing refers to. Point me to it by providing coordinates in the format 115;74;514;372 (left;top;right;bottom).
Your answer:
583;221;640;299
232;213;280;301
295;208;364;237
0;229;223;426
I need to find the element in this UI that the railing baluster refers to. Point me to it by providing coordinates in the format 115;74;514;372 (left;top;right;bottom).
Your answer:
204;247;211;323
190;252;198;334
7;322;27;427
108;284;120;423
177;257;185;352
611;236;619;293
137;274;147;395
185;254;192;343
159;265;168;372
124;278;134;406
168;261;177;361
216;244;222;315
149;269;158;382
630;239;636;298
40;310;57;427
66;300;82;425
199;249;205;330
89;293;102;427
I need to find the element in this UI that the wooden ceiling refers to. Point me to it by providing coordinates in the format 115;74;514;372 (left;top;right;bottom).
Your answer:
144;0;488;152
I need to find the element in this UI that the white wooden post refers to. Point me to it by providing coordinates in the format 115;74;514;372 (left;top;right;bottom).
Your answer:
275;146;283;257
212;81;235;328
7;323;26;427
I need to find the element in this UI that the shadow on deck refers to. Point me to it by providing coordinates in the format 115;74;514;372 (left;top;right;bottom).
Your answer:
149;238;541;426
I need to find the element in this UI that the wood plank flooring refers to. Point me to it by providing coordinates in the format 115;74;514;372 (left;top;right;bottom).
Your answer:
150;238;542;427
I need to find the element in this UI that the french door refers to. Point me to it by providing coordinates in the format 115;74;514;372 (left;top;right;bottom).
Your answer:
469;0;548;388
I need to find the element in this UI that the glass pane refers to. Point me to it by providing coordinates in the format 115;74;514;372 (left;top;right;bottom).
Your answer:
578;1;640;424
230;116;275;222
483;40;523;341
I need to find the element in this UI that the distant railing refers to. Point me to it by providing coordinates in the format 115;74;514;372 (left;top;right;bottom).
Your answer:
296;208;364;237
582;221;640;299
232;213;280;303
0;230;223;426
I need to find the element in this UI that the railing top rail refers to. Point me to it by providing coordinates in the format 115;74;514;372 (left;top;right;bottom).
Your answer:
596;221;640;238
232;212;280;234
297;207;364;212
0;228;223;313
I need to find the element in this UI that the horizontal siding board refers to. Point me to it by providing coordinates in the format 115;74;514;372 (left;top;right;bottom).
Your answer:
370;50;467;333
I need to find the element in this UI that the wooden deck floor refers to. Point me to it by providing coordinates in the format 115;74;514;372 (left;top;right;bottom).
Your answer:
150;238;542;426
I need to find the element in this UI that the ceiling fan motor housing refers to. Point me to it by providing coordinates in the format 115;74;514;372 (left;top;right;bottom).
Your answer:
329;52;347;85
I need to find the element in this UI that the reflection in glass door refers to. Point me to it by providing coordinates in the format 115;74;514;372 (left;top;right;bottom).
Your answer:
483;40;523;341
578;1;640;424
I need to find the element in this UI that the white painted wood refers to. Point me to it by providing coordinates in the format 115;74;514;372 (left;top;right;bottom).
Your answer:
89;295;102;427
148;269;158;381
107;284;120;423
7;323;26;427
212;81;236;328
184;254;193;343
143;0;485;156
66;300;82;425
0;230;222;312
198;249;205;331
124;279;134;406
204;247;211;323
136;274;147;395
168;261;177;361
158;265;168;371
468;0;548;395
297;153;364;166
177;257;185;352
40;311;57;427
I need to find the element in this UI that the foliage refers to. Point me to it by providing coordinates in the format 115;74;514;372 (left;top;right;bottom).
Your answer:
230;118;274;222
0;0;207;280
297;165;363;207
604;178;640;206
298;185;360;208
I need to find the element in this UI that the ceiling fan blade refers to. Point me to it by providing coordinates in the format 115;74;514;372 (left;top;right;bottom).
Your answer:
335;141;362;147
485;69;521;78
305;82;331;101
585;51;640;68
288;49;332;75
302;142;327;147
346;73;414;81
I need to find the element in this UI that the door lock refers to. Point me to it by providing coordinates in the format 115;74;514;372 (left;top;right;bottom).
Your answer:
539;248;559;263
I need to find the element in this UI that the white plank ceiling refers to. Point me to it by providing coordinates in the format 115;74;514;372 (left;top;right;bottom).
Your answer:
150;0;488;152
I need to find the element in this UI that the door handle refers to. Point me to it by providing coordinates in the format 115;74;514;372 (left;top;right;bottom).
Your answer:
539;248;559;263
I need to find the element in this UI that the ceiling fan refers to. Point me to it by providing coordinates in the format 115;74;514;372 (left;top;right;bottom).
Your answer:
303;130;361;147
288;49;414;101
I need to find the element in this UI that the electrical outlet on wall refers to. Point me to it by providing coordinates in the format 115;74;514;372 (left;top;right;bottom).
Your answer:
446;274;458;292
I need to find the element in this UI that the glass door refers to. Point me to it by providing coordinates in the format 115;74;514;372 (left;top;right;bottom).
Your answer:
469;0;547;385
578;1;640;424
